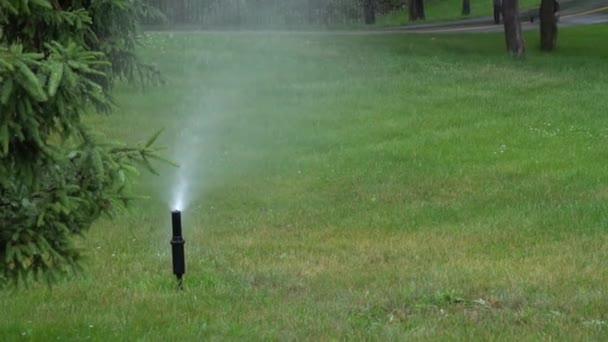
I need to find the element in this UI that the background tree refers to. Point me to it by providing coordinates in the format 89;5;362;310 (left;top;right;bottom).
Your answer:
493;0;502;24
409;0;425;21
364;0;376;24
502;0;525;57
137;0;407;28
539;0;558;51
175;0;187;24
0;0;163;286
462;0;470;16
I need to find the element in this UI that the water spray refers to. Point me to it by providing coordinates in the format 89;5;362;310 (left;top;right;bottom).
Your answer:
171;210;186;289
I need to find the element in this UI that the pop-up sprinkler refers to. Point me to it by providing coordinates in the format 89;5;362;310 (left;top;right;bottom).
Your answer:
171;210;186;289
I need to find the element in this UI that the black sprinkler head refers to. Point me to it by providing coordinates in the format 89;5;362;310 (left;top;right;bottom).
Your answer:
171;210;186;287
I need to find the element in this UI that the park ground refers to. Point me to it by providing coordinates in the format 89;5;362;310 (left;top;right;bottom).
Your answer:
372;0;608;28
2;24;608;339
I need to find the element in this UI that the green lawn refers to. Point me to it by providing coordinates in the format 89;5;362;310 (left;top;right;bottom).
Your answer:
2;26;608;339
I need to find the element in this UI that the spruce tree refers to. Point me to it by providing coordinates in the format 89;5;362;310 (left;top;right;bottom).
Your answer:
0;0;164;286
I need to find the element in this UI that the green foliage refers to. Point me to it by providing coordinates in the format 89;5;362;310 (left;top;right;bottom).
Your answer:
87;0;163;84
1;0;162;86
0;0;163;286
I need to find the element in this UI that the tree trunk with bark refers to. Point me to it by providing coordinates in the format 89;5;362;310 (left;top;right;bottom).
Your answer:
539;0;558;51
462;0;470;15
493;0;502;24
409;0;425;21
408;0;418;21
364;0;375;24
416;0;425;19
502;0;525;57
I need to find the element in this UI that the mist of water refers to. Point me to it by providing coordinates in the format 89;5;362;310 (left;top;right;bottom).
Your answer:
149;0;368;29
158;36;279;214
166;98;225;212
169;118;204;211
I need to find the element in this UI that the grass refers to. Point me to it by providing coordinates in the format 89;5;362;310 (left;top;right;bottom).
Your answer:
374;0;542;27
2;25;608;339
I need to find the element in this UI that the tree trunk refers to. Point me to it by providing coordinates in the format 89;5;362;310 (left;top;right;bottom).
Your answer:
408;0;418;21
462;0;470;15
502;0;525;57
408;0;425;21
493;0;502;24
539;0;558;51
416;0;425;19
364;0;376;24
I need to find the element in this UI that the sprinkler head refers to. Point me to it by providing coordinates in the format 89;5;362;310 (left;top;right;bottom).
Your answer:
171;210;186;287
